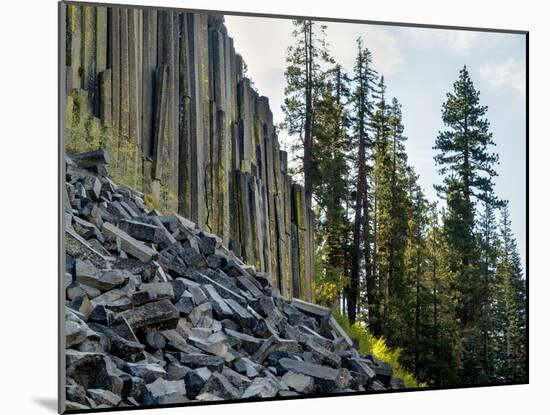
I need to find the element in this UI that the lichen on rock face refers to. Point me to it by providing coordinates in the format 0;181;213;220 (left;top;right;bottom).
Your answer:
65;92;104;154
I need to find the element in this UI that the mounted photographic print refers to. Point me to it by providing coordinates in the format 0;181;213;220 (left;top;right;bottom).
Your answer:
59;1;528;413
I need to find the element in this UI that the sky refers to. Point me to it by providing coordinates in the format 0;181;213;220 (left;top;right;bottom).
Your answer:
224;15;527;268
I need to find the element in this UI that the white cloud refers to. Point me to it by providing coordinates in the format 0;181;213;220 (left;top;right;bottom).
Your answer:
451;31;480;51
325;22;404;77
408;27;480;53
479;58;526;96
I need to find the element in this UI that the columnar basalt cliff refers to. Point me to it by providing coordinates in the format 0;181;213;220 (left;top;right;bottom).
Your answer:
64;4;314;300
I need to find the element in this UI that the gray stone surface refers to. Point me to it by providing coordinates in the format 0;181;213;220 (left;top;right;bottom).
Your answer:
132;282;175;305
125;362;166;383
199;372;241;400
232;357;262;378
120;219;161;243
203;284;233;319
291;298;331;317
252;336;300;364
142;378;187;404
178;354;225;372
242;376;280;399
224;329;264;355
184;367;212;399
277;358;352;390
87;389;122;406
76;269;129;292
102;222;156;262
119;299;179;331
281;371;314;393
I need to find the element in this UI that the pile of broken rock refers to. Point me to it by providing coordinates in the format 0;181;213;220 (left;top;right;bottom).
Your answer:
63;150;405;411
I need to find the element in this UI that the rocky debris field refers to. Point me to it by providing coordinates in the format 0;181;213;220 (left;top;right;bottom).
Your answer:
63;150;405;411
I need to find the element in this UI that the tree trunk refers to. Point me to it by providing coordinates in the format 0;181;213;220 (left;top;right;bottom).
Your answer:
432;262;440;386
348;59;365;325
414;254;421;381
303;21;313;213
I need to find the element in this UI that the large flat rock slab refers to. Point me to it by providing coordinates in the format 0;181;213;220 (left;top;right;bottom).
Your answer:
102;222;156;262
119;299;179;331
291;298;331;317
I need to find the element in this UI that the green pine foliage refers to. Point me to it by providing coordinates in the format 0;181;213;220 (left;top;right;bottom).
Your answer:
371;94;411;341
313;64;353;308
281;19;334;213
347;38;378;325
281;29;527;387
493;202;527;382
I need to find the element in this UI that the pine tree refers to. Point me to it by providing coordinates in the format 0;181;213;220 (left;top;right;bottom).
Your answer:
433;66;500;382
386;98;410;336
346;37;377;324
282;19;334;214
313;64;352;307
422;209;460;386
369;96;411;340
476;194;500;382
401;172;429;380
433;66;499;322
370;76;392;335
494;202;527;382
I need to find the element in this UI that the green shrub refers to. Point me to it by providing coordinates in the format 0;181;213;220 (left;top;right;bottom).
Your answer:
332;312;426;388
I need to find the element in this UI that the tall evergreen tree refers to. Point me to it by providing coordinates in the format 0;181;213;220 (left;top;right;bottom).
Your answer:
401;172;429;380
476;194;500;382
434;66;499;323
282;19;333;214
370;96;411;340
494;202;527;382
370;76;392;335
422;209;459;387
386;98;410;336
346;38;377;324
433;66;500;382
313;64;352;306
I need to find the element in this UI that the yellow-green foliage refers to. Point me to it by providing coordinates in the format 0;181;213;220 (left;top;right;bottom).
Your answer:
313;250;349;308
108;138;140;190
143;193;161;212
128;188;176;216
159;184;177;213
332;313;426;388
313;281;338;306
65;93;106;153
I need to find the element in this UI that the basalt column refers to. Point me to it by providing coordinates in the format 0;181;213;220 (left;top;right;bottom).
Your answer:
64;4;315;301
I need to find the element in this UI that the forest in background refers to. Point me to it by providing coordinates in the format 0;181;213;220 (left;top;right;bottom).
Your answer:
280;20;527;387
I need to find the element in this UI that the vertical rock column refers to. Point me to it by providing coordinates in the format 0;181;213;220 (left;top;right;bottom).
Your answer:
64;4;315;300
140;8;157;180
177;12;191;218
187;13;207;227
208;18;231;242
